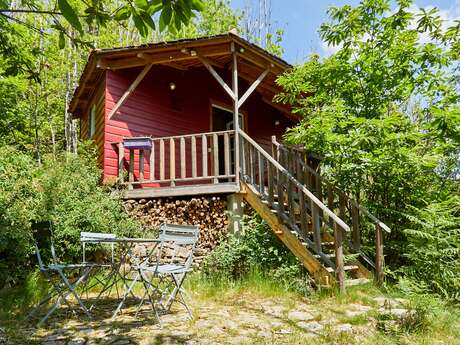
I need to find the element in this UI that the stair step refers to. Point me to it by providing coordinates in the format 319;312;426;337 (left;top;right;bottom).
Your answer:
325;265;359;273
345;278;371;287
313;253;335;259
321;241;335;246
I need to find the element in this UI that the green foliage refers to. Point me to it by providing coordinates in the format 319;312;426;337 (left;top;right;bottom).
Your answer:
400;197;460;301
0;145;140;286
275;0;459;298
202;212;312;295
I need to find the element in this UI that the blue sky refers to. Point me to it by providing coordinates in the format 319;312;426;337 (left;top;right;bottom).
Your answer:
230;0;460;64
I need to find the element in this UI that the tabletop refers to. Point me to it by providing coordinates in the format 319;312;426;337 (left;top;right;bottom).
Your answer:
81;237;161;244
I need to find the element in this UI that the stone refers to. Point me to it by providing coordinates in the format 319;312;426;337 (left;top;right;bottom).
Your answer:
297;321;323;332
381;308;411;318
334;323;353;333
67;338;85;345
287;310;314;322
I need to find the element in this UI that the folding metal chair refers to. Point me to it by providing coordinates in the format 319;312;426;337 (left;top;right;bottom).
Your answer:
27;221;96;326
136;223;200;320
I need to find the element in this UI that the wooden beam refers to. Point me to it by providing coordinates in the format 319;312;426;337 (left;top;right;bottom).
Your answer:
107;64;153;120
238;68;270;108
232;43;240;187
198;54;235;101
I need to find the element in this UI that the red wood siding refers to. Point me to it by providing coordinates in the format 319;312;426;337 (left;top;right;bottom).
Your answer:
103;65;294;183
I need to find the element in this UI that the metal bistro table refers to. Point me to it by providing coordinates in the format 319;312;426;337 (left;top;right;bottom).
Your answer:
80;236;161;319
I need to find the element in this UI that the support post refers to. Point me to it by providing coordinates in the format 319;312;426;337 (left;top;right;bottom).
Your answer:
118;142;124;183
227;193;244;233
232;43;240;188
334;222;345;294
375;223;384;286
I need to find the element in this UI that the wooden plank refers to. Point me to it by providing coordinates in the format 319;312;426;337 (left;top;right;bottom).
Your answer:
213;133;219;183
128;149;134;190
180;137;186;179
198;55;235;100
118;142;124;183
267;162;274;206
139;149;144;182
237;68;270;108
327;184;334;227
258;152;264;194
277;168;285;219
170;138;175;186
191;136;197;178
202;135;208;177
232;49;240;188
251;145;257;185
124;182;239;199
299;191;308;238
351;204;361;251
108;63;153;119
375;224;384;286
224;132;230;177
149;142;155;181
334;222;345;294
160;139;165;180
311;203;322;253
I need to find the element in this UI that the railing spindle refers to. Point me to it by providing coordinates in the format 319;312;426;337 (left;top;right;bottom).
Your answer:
139;149;144;182
149;141;155;181
224;132;230;178
180;137;186;179
334;221;345;294
258;152;264;194
311;203;322;253
267;162;274;206
160;139;165;181
118;142;124;183
351;203;361;251
191;136;197;178
170;138;175;186
213;133;219;183
129;149;134;189
202;134;207;177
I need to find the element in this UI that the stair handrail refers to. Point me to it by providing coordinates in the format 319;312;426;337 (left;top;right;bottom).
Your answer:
271;137;391;234
238;129;350;233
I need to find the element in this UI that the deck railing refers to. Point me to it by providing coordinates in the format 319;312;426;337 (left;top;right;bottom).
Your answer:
116;130;236;189
271;136;390;285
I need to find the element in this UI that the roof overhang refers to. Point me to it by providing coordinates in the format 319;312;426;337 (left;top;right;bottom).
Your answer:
70;33;294;119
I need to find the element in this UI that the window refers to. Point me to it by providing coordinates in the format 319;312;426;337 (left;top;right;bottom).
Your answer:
88;105;96;138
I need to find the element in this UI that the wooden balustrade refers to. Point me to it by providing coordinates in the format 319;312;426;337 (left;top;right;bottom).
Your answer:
239;130;350;286
271;136;390;283
116;130;236;189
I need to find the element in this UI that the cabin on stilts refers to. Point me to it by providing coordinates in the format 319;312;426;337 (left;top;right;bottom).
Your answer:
70;33;390;291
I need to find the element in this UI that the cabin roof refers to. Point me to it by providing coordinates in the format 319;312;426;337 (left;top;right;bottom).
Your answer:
70;33;293;117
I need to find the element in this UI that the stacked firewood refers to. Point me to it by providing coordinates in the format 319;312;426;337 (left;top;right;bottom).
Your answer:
123;196;229;264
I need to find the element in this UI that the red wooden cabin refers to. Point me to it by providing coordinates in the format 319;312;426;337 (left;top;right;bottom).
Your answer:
69;33;389;289
70;33;297;198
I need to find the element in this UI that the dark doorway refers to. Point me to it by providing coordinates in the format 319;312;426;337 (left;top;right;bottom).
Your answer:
211;105;243;178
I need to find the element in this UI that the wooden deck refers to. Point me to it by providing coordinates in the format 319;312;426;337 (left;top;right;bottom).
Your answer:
123;182;239;199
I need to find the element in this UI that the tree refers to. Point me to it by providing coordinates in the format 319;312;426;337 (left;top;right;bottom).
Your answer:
275;0;459;294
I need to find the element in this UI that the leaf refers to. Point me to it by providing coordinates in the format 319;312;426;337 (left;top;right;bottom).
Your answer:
114;6;131;21
134;0;149;10
58;31;65;49
140;10;155;30
132;12;148;38
159;5;172;32
57;0;83;35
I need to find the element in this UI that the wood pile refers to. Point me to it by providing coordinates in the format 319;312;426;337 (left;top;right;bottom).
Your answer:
124;196;229;265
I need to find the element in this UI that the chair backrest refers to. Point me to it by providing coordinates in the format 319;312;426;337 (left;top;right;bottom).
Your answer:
31;221;58;270
158;223;200;268
80;231;117;263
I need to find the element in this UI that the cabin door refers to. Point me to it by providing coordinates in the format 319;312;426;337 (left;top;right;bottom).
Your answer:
211;105;243;178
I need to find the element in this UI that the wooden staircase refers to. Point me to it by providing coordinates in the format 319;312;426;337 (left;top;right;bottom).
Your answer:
238;130;391;291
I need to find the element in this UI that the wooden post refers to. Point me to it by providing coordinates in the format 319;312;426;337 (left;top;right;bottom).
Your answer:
224;132;230;179
334;222;345;294
202;134;208;178
118;142;124;183
351;204;361;251
213;133;219;183
170;138;175;186
311;203;322;253
375;223;384;286
180;137;186;179
160;139;165;181
128;149;134;190
139;149;144;182
267;163;274;206
149;141;155;181
191;136;197;178
232;43;240;188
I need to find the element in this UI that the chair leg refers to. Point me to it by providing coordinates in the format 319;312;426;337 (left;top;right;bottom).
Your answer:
138;271;161;326
111;271;140;320
56;268;93;318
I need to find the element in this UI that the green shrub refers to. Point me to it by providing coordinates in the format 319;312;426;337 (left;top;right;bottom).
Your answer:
400;197;460;302
0;145;140;286
202;212;312;294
